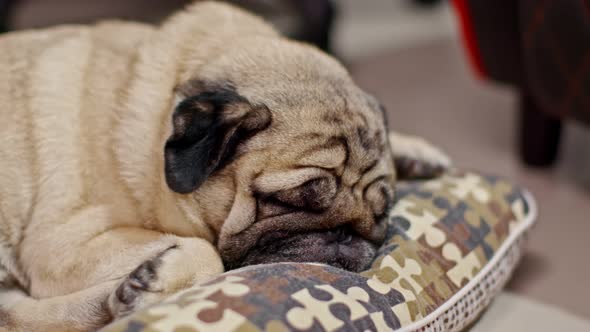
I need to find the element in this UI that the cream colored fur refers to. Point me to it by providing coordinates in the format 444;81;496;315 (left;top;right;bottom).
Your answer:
0;2;450;330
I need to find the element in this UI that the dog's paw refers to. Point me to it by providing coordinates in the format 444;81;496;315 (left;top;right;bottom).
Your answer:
389;131;452;179
107;239;223;319
108;246;175;318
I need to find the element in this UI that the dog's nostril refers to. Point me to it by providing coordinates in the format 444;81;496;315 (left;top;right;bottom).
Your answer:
326;225;355;244
324;230;338;244
339;234;353;244
335;227;345;241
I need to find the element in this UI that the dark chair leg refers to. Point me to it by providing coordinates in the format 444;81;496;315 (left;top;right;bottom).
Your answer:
0;0;13;33
518;92;563;167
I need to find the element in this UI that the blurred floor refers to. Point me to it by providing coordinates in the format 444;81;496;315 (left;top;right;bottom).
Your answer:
350;38;590;320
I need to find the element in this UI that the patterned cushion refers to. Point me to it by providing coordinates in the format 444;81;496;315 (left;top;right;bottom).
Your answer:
102;171;536;332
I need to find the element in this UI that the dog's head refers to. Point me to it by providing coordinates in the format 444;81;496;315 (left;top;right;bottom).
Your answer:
164;37;395;272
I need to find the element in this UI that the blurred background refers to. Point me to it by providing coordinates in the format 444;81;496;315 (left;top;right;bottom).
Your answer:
1;0;589;327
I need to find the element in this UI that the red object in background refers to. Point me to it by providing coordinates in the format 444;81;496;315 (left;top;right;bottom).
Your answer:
449;0;590;167
450;0;487;79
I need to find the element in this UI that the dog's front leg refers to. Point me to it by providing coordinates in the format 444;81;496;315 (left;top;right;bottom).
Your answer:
5;234;222;331
13;206;223;329
1;280;117;332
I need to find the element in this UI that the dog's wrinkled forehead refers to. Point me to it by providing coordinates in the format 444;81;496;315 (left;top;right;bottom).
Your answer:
173;78;389;180
184;38;351;102
176;36;389;134
175;77;387;143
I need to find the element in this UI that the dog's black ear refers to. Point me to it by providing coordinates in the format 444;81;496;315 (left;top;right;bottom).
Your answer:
164;89;271;194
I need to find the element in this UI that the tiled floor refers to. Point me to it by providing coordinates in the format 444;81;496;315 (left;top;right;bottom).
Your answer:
350;38;590;319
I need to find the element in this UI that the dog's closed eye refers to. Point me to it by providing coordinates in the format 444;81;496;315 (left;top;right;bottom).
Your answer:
271;176;337;212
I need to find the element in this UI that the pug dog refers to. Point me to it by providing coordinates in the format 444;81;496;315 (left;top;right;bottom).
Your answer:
0;1;450;331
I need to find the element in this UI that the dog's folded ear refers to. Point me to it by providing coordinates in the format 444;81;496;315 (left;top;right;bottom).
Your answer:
165;88;271;194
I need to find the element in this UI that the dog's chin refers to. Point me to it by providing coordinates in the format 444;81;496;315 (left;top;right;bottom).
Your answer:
225;227;379;272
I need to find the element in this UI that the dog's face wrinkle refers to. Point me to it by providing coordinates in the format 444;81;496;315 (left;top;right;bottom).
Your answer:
223;150;394;270
362;175;391;216
254;173;346;225
272;177;336;212
256;195;300;220
375;183;395;220
359;159;380;180
228;106;391;233
335;135;351;170
186;77;395;273
330;114;385;180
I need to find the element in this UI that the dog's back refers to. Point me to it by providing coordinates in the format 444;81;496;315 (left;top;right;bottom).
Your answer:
0;22;152;288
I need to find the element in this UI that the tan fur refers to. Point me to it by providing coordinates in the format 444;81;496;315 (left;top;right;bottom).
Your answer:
0;2;450;330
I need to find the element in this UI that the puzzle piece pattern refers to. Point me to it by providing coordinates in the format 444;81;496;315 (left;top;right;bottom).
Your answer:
163;275;250;304
148;300;248;332
422;172;496;208
145;276;251;331
104;173;533;332
447;173;491;203
390;199;447;247
367;256;423;302
286;285;369;331
443;243;482;287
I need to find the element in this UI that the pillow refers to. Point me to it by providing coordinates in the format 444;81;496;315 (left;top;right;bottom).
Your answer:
103;171;537;332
